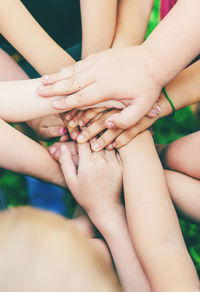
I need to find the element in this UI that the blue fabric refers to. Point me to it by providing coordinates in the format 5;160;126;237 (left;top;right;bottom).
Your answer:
0;189;8;211
25;177;68;216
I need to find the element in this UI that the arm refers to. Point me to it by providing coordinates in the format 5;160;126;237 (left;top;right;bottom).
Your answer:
112;0;154;47
0;0;75;75
0;78;65;122
38;0;200;129
0;119;65;187
56;142;150;292
81;0;117;59
119;131;199;292
74;60;200;150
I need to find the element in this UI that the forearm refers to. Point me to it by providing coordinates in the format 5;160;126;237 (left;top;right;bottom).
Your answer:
119;131;199;292
88;206;150;292
142;0;200;86
159;61;200;117
0;79;65;122
0;0;74;75
81;0;117;59
0;119;65;187
112;0;154;48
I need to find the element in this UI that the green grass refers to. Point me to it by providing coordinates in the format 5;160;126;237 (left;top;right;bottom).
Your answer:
0;0;200;275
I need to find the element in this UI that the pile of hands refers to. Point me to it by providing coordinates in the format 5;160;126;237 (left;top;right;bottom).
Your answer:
28;47;164;151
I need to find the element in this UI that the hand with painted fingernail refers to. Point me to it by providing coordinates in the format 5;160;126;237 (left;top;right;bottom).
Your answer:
27;114;68;140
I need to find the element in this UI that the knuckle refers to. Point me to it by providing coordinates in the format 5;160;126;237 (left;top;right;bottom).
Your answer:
75;92;83;104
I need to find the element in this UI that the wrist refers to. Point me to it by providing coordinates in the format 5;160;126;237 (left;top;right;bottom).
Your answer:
88;204;126;237
141;42;171;87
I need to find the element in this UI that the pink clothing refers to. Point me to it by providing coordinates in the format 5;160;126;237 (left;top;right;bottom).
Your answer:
160;0;177;20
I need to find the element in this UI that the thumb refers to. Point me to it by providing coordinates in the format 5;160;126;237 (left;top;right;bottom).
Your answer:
106;97;153;129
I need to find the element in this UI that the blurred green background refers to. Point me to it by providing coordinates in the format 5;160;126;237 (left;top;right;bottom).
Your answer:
0;0;200;275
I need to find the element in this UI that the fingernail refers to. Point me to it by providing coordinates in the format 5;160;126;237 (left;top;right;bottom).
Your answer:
52;100;66;109
60;127;67;136
77;134;85;143
37;86;45;93
79;120;84;127
65;114;71;121
71;131;78;140
107;144;113;150
112;142;117;148
106;121;114;129
151;109;157;117
156;106;161;113
42;75;51;83
61;145;67;154
68;120;75;128
92;143;100;151
50;147;56;155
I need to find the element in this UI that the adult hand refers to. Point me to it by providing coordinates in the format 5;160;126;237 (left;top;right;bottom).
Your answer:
37;46;163;129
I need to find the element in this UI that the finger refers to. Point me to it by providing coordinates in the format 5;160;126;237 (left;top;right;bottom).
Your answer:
59;144;77;183
80;100;125;110
41;60;92;85
48;142;64;161
60;113;80;140
91;128;122;152
38;69;95;97
78;142;92;166
105;98;152;129
79;108;107;127
68;111;83;128
106;144;114;151
104;149;116;159
67;125;80;141
41;126;67;139
52;83;109;111
64;109;78;122
60;135;69;142
146;102;161;118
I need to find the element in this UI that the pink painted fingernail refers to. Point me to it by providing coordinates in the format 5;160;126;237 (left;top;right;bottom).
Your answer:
71;131;78;140
107;144;113;150
50;147;56;155
151;109;157;117
92;143;100;151
106;121;114;129
77;134;85;143
65;114;71;121
60;127;67;136
156;106;161;113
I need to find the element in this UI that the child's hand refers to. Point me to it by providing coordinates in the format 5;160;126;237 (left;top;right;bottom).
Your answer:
76;108;159;151
49;141;79;166
37;46;163;129
60;108;107;141
27;114;68;140
53;142;122;216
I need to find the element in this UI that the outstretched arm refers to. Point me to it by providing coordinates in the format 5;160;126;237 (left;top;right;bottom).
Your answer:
54;142;150;292
81;0;117;59
113;0;153;47
0;119;65;187
119;131;199;292
0;0;74;75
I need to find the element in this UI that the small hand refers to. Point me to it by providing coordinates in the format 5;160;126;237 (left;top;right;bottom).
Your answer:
27;114;68;140
52;141;122;215
37;46;163;129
